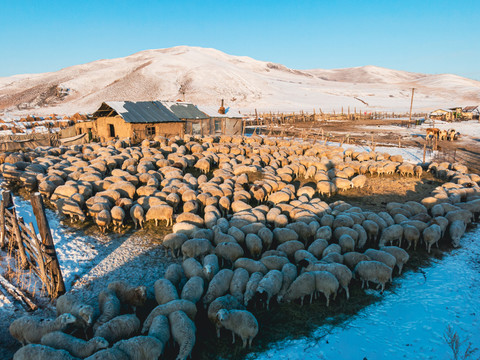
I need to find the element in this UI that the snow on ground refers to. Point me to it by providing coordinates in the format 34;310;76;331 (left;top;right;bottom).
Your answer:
250;224;480;360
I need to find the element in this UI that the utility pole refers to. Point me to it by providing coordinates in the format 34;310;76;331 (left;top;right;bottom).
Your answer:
409;88;415;123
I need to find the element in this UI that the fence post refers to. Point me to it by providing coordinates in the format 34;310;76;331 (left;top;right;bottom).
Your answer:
30;193;65;297
0;190;12;249
11;208;28;269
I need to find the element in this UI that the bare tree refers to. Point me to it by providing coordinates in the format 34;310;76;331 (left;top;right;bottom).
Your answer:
177;74;194;101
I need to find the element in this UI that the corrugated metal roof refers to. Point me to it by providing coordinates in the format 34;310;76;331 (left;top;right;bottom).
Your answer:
96;101;182;123
163;101;209;120
196;105;244;118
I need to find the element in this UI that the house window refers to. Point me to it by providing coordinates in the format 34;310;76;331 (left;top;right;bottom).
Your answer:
214;119;222;133
146;126;156;136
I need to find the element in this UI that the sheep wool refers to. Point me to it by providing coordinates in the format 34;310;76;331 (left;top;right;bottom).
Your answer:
56;293;95;329
94;314;140;344
93;290;121;332
41;331;109;358
217;309;259;348
154;278;179;305
113;336;164;360
203;269;234;305
107;281;147;308
13;344;81;360
148;315;171;345
169;311;196;360
142;300;197;334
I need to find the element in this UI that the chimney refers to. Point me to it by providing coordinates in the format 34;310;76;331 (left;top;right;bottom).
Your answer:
218;99;226;115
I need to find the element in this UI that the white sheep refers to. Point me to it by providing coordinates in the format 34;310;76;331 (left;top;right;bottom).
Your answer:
282;271;316;305
402;224;420;250
181;238;213;260
255;269;283;310
163;233;189;258
202;254;220;281
214;241;245;265
180;276;205;304
111;206;125;231
10;314;77;346
304;261;352;300
40;332;108;358
338;234;355;253
107;281;147;309
169;310;196;360
182;257;204;279
449;219;466;248
95;209;111;233
148;315;170;346
380;246;410;275
234;258;268;275
422;224;442;253
154;278;179;305
378;224;404;247
229;268;250;304
207;294;246;338
217;309;259;348
312;270;339;307
129;204;145;229
94;314;140;344
164;263;185;288
343;252;371;270
142;300;197;334
13;344;80;360
364;249;396;273
56;293;95;330
354;260;392;292
260;255;290;271
93;290;121;332
245;233;263;259
85;348;129;359
203;269;234;306
146;204;174;226
307;239;329;258
111;336;163;360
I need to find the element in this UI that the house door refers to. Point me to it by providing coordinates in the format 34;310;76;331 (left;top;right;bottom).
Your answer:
109;124;116;138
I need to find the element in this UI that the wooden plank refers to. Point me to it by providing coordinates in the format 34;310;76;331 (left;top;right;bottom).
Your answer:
0;199;4;249
0;274;37;311
12;210;28;269
30;193;65;297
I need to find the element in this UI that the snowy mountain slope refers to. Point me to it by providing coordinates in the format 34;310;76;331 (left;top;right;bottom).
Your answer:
0;46;479;115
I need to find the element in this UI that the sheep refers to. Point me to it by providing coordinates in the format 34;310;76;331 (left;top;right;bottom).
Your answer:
154;278;179;305
95;209;111;233
182;238;213;260
449;220;466;248
277;240;305;258
378;224;404;247
315;225;333;241
146;204;174;226
364;249;396;272
182;257;204;279
244;272;264;306
312;270;339;306
94;314;140;344
422;224;442;253
245;233;263;259
203;254;220;281
351;174;367;188
164;263;185;288
40;332;108;358
308;262;352;300
343;252;371;271
107;281;147;309
281;271;316;305
322;243;341;258
93;290;121;332
354;260;392;292
142;300;197;333
260;255;290;271
56;293;95;330
130;204;145;229
230;268;250;304
338;234;355;253
162;233;189;258
208;295;246;338
402;224;421;250
148;315;170;345
307;238;329;258
255;269;283;310
110;206;125;231
13;344;80;360
113;336;164;360
362;219;380;242
353;223;368;249
203;269;234;306
380;246;410;274
217;309;259;348
215;241;245;265
234;258;268;275
169;310;196;360
228;226;246;245
10;313;77;346
180;276;205;304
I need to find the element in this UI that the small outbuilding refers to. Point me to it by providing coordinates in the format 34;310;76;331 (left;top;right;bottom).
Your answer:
91;101;184;141
429;109;455;121
462;106;479;120
197;105;244;136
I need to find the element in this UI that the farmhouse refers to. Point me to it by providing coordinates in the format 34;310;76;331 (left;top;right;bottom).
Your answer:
462;105;479;120
90;101;184;142
197;104;244;136
429;108;455;121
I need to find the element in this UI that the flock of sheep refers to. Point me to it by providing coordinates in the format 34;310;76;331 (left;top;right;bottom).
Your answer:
2;133;480;360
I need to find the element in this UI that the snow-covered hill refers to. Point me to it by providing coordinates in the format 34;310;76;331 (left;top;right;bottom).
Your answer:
0;46;479;115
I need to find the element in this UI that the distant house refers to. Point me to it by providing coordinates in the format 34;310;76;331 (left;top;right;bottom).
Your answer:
462;106;479;120
429;109;455;121
197;105;244;136
162;101;211;136
88;101;184;141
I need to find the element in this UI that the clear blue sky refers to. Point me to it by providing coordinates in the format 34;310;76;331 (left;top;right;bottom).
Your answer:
1;0;479;79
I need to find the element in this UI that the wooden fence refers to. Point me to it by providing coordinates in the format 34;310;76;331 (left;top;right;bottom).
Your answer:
0;191;65;309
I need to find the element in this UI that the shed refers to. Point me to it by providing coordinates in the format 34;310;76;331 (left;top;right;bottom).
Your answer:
429;109;454;121
91;101;184;142
197;105;244;136
162;101;211;136
462;106;479;120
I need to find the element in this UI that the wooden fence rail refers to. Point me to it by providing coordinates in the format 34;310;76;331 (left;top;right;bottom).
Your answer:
0;190;65;306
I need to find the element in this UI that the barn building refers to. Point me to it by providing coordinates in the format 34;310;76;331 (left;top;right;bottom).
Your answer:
90;101;184;142
161;101;211;136
196;105;244;136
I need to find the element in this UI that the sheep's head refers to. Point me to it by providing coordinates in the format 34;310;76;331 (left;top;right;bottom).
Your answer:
79;305;95;326
91;337;109;350
131;286;147;307
59;313;77;325
216;309;228;322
